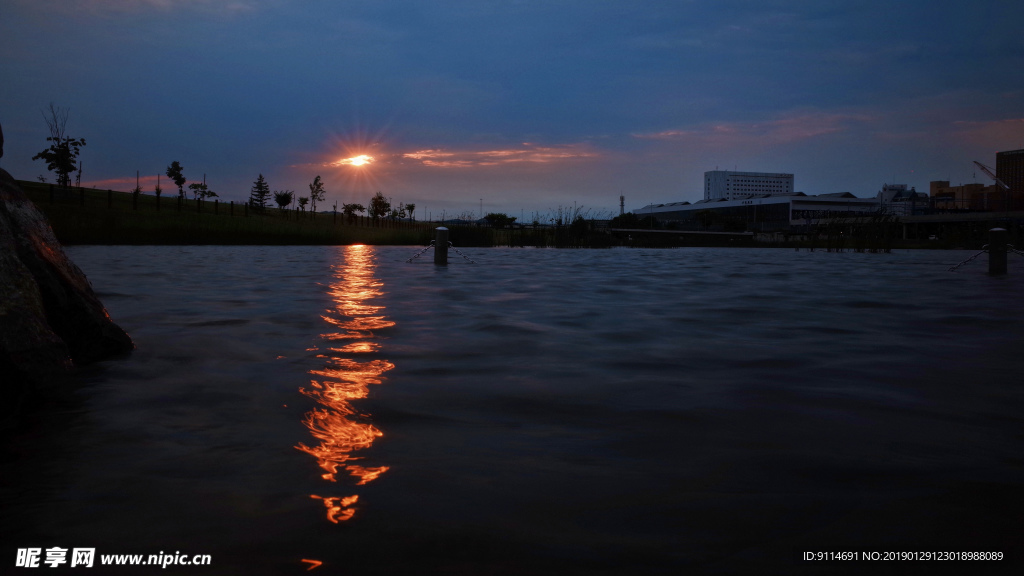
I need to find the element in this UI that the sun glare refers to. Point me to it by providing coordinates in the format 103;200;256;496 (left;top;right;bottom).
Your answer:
335;154;374;167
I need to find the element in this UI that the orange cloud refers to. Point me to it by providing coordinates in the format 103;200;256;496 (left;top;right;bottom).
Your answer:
80;174;167;191
401;143;599;168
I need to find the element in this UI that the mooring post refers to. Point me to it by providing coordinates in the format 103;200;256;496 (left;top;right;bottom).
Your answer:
434;227;449;265
989;228;1007;275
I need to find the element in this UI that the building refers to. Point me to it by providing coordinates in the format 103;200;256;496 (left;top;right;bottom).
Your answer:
930;181;1000;211
996;149;1024;194
876;184;929;216
704;170;795;201
635;192;878;233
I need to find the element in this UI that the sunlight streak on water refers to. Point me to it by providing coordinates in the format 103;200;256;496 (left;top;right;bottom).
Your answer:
295;245;392;522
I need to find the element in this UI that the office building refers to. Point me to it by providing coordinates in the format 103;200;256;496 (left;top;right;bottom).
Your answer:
704;170;795;201
996;149;1024;193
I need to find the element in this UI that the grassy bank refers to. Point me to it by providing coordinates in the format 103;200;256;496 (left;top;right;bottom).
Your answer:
17;181;618;247
19;181;438;246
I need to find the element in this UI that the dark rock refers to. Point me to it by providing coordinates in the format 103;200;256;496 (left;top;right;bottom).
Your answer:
0;168;133;423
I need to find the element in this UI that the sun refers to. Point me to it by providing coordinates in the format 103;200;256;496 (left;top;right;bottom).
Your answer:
335;154;374;167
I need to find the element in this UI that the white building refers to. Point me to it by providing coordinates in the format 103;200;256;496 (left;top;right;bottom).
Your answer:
876;184;929;216
704;170;795;201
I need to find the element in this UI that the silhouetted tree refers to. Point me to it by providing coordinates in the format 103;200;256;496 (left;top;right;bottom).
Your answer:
308;175;325;213
273;190;294;211
131;171;142;205
342;203;365;223
405;203;416;221
484;212;516;228
166;161;186;200
188;175;217;201
298;196;309;213
608;212;640;228
249;174;270;212
368;191;390;221
153;175;163;211
32;103;86;188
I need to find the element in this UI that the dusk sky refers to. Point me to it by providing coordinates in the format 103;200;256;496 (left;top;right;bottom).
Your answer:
2;0;1022;219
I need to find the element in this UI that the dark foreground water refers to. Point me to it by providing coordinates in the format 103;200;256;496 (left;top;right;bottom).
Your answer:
3;246;1024;575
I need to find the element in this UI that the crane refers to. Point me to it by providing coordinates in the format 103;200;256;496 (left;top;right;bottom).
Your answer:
973;160;1010;191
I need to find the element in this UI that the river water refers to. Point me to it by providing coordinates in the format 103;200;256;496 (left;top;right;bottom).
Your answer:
3;246;1023;575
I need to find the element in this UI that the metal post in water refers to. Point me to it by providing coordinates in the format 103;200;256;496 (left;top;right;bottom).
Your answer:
434;227;449;265
989;228;1007;275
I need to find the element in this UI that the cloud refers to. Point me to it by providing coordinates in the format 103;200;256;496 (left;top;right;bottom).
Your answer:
632;112;869;147
80;175;162;191
950;118;1024;147
15;0;263;15
400;143;600;168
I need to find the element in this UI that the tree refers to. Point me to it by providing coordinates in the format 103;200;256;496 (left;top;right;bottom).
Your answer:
308;175;325;213
189;181;206;199
166;161;187;200
484;212;516;228
273;190;294;210
249;174;271;212
153;175;163;211
187;175;217;201
342;203;365;223
405;203;416;221
608;212;640;228
368;191;390;221
298;196;309;213
131;171;142;202
32;103;86;188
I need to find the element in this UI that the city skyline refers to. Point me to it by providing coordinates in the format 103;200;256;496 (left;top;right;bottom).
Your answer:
1;0;1022;217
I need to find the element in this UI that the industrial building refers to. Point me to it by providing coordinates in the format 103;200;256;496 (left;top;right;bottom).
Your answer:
996;149;1024;194
704;170;795;201
635;192;879;232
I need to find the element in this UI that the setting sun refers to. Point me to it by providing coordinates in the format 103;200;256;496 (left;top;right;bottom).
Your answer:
334;154;374;167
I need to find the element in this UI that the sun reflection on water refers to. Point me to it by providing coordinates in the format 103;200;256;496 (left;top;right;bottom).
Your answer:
296;245;392;523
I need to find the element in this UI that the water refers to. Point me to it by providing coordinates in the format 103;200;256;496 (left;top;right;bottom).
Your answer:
3;246;1023;574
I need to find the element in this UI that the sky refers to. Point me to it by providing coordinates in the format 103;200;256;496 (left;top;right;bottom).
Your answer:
1;0;1022;220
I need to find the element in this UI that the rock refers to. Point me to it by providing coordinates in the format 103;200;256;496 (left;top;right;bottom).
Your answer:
0;167;133;422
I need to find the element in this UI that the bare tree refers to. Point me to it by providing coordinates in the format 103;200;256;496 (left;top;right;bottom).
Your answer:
308;175;325;213
32;103;86;187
